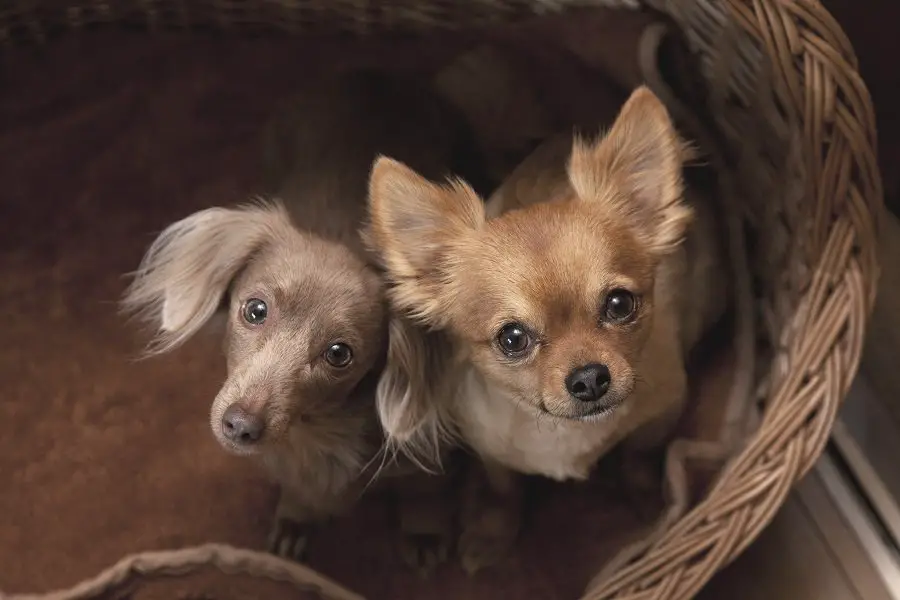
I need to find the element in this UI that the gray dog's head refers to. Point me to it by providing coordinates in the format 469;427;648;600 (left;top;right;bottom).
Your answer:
122;201;386;460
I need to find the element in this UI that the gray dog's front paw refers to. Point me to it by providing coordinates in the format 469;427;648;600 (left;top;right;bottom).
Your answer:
267;518;312;562
397;530;452;577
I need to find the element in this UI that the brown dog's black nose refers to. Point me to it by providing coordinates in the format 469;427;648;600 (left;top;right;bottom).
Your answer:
222;404;265;444
565;363;611;402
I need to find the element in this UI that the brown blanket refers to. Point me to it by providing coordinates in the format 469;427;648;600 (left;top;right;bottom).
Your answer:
0;30;661;600
1;7;756;594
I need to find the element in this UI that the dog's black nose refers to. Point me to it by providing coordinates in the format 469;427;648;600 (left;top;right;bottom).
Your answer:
222;404;265;444
565;363;611;402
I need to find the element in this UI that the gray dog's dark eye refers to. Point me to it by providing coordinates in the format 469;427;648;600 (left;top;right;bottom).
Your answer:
241;298;268;325
603;289;637;323
497;323;531;357
325;343;353;368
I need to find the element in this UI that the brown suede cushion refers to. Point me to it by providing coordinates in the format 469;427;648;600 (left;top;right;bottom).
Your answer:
0;31;666;600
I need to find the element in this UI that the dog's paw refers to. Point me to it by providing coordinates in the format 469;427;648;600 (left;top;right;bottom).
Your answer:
395;500;454;577
457;508;518;575
267;518;312;562
397;531;452;577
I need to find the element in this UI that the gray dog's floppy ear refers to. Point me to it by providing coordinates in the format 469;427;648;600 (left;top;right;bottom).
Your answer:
377;316;457;470
121;200;291;354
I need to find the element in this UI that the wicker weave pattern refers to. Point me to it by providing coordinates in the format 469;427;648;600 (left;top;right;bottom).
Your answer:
0;0;640;43
7;544;365;600
0;1;881;599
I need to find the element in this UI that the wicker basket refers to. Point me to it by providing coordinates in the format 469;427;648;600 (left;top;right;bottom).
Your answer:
1;1;881;599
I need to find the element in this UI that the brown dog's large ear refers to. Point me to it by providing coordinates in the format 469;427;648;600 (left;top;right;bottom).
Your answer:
376;316;457;470
121;201;290;354
366;156;485;325
568;85;694;254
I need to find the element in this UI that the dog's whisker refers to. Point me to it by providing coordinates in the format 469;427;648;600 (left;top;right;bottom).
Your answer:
359;442;389;478
362;444;395;493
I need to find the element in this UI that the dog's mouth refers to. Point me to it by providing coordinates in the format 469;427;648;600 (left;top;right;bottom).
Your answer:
212;420;270;457
215;434;264;457
538;396;625;423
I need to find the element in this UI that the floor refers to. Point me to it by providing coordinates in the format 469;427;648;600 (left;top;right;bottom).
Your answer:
700;451;894;600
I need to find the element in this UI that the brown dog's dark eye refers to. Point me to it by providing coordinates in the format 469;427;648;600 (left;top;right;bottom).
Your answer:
242;298;268;325
497;323;531;356
603;289;637;323
324;343;353;368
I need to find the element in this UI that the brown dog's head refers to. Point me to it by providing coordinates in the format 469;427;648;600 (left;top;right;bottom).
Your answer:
122;201;386;457
367;86;692;427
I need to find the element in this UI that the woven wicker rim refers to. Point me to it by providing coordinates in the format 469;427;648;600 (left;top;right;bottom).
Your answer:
0;1;882;599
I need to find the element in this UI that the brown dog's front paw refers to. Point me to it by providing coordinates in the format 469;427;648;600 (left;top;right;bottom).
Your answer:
457;508;518;575
397;531;452;577
394;497;454;577
267;518;312;562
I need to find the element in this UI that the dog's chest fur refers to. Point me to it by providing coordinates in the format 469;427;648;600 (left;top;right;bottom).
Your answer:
259;417;377;518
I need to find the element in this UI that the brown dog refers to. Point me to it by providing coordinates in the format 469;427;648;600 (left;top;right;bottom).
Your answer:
365;86;730;573
121;70;468;570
